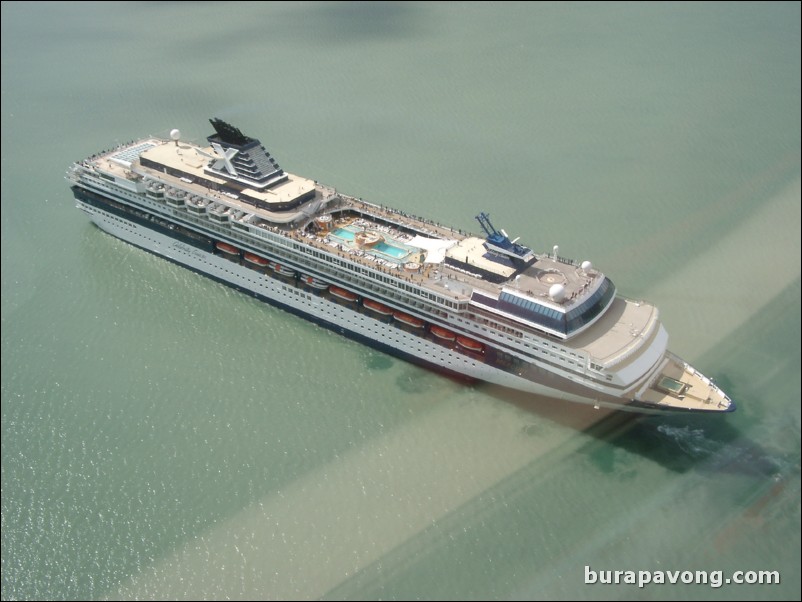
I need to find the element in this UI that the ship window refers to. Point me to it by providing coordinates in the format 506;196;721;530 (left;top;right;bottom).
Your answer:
564;278;615;334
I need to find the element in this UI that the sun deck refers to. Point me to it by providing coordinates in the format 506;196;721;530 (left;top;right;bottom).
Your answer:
86;137;654;347
567;297;660;364
139;142;317;206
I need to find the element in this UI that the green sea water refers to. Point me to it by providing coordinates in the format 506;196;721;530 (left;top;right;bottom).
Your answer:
2;2;799;600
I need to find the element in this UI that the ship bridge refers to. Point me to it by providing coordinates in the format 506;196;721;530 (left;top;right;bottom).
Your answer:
470;275;616;339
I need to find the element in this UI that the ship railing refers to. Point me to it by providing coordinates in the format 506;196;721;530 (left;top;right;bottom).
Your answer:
343;195;469;239
128;185;470;312
66;164;84;183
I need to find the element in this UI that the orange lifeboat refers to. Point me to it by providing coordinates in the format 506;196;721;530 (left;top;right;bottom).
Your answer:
456;336;485;353
363;299;393;315
243;252;269;266
429;325;456;341
215;241;239;255
329;286;358;302
393;311;425;328
269;262;296;277
301;274;330;289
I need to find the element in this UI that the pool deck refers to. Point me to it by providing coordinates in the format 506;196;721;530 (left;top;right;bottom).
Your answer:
323;219;421;260
327;222;417;264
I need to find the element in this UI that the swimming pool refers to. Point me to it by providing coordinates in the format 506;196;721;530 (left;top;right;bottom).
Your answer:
330;226;413;262
374;241;409;259
332;227;356;241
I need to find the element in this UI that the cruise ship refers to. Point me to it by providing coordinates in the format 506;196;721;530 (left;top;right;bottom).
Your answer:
67;118;733;414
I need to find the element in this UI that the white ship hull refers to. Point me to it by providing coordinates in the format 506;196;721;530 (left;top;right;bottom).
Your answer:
67;120;733;414
81;201;630;411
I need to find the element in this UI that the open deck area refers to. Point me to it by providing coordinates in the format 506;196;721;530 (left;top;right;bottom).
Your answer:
85;137;662;351
638;354;733;411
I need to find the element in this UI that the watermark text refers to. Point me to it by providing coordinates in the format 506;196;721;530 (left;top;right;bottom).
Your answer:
584;565;780;588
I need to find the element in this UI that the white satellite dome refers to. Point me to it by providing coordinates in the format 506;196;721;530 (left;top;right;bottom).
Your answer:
549;283;566;303
169;128;181;141
581;260;592;271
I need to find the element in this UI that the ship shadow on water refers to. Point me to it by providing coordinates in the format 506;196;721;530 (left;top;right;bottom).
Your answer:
478;374;788;480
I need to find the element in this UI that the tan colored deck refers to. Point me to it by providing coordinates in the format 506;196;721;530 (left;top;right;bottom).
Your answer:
639;355;732;411
568;297;659;363
88;138;666;361
446;237;517;279
140;142;316;206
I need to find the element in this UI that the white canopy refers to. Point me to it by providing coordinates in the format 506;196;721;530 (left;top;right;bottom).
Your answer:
409;236;458;264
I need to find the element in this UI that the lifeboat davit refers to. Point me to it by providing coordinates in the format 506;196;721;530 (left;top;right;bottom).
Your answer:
243;252;269;266
456;335;485;353
301;274;330;289
363;298;393;315
429;325;456;341
215;241;239;255
329;286;358;302
393;311;425;328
